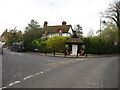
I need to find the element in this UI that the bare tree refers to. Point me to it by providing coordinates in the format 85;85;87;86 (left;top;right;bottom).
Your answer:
104;1;120;29
87;29;94;37
103;0;120;44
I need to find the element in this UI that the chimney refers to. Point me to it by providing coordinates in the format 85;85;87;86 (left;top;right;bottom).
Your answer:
44;21;48;27
62;21;66;25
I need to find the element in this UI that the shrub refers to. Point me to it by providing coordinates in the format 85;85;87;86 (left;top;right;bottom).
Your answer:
32;38;46;52
45;36;70;53
83;36;118;54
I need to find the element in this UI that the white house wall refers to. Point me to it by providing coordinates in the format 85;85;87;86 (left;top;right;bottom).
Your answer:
68;27;73;34
47;33;70;38
62;33;70;36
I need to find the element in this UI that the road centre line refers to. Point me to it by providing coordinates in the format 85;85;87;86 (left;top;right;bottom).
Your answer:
0;87;7;90
23;76;31;80
76;58;88;61
9;81;20;87
1;59;87;89
10;52;24;56
40;71;43;74
0;69;51;89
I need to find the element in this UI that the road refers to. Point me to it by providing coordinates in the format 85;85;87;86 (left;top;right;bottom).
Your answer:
0;54;2;88
1;50;118;88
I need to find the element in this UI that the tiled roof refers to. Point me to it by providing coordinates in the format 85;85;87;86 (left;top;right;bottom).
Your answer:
43;25;72;33
66;38;84;44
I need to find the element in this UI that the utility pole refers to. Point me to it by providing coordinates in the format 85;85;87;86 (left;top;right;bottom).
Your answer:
99;18;106;54
100;19;106;43
100;19;102;44
14;26;17;30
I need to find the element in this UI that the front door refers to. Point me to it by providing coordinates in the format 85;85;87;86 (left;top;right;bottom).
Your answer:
72;45;78;55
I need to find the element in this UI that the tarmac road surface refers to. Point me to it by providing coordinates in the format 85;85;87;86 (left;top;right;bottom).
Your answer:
1;50;118;88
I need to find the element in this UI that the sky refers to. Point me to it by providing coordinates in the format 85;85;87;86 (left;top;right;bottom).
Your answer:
0;0;114;36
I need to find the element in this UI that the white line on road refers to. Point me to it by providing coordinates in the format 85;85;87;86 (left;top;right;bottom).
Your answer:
76;58;88;61
23;76;31;80
35;73;40;75
40;71;43;74
0;87;7;90
44;69;51;72
1;69;51;89
47;69;51;71
1;58;87;89
10;52;24;56
9;81;20;87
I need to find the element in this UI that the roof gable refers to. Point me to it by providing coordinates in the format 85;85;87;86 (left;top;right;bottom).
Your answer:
66;38;84;44
43;25;73;33
66;33;84;44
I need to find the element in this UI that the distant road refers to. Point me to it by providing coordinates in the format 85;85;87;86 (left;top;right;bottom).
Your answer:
2;50;118;88
102;57;118;88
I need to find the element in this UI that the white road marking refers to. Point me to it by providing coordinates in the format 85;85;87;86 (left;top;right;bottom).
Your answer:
44;69;48;71
18;53;23;56
47;69;51;71
9;81;20;87
30;75;33;78
61;62;66;64
0;87;7;90
1;70;47;89
40;71;43;74
1;58;87;88
10;52;24;56
47;60;51;61
9;83;14;86
14;81;20;84
35;73;40;75
76;58;88;61
23;76;31;80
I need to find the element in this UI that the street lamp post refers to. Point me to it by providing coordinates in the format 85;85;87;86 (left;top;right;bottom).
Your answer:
100;19;106;43
100;19;102;44
99;18;106;54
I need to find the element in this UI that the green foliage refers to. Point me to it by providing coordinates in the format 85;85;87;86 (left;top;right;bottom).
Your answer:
83;36;118;54
102;1;120;44
45;36;70;53
104;1;120;31
74;24;83;38
32;38;46;52
102;27;118;44
2;29;23;46
23;19;43;51
25;19;40;30
97;21;118;44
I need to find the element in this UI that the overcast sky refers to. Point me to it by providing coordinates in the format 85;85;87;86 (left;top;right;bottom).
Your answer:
0;0;113;36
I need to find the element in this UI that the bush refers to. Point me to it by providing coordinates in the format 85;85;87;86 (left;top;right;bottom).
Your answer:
45;36;70;53
83;36;118;54
32;38;46;52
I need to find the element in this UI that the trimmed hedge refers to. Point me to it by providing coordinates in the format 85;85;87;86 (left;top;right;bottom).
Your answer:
45;36;70;53
83;36;119;54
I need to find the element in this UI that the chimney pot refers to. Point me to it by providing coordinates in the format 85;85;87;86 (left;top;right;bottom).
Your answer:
44;21;48;27
62;21;66;25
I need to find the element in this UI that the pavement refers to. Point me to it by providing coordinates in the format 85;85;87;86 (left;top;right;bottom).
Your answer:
6;48;119;58
32;52;119;58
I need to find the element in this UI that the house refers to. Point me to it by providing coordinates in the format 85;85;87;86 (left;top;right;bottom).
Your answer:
0;32;5;41
42;21;74;38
